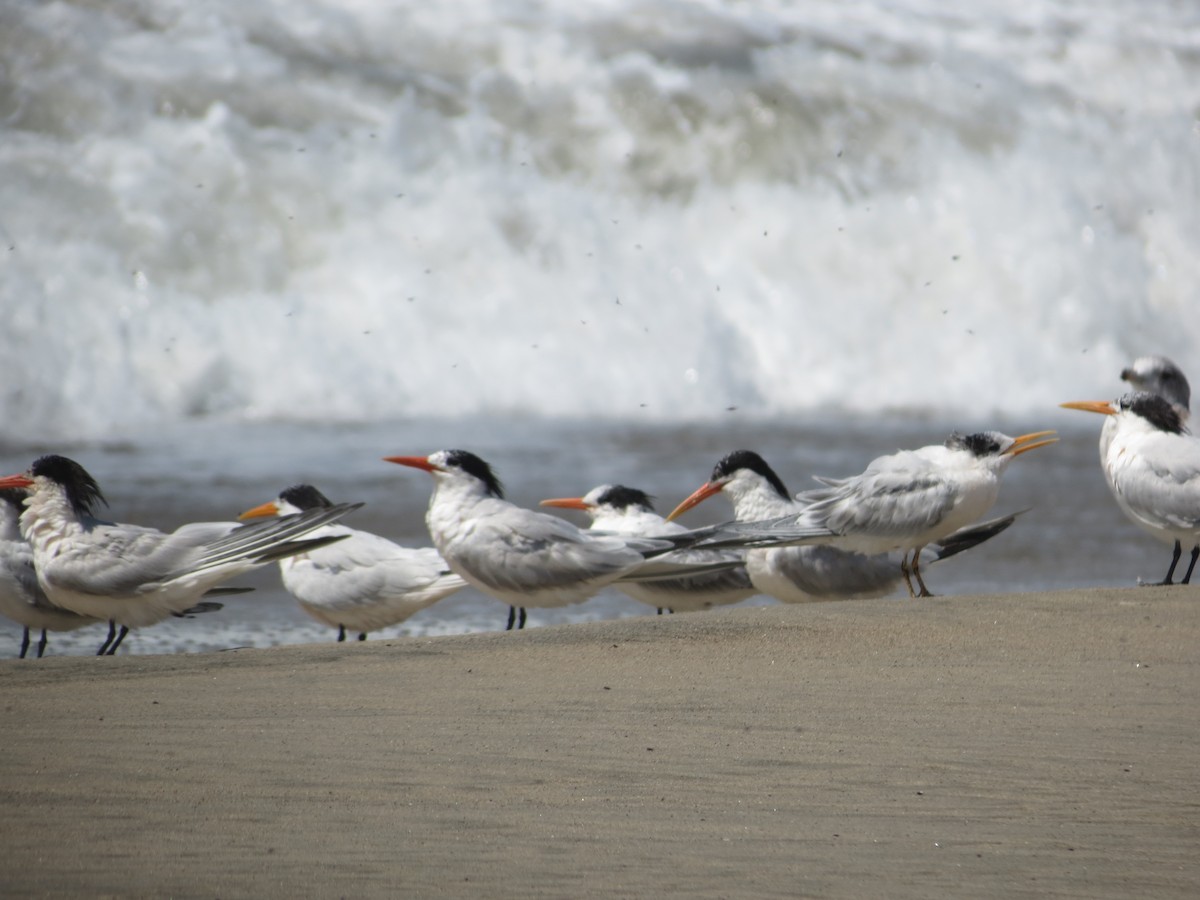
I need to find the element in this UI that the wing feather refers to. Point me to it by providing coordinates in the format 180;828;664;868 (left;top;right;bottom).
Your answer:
1112;448;1200;533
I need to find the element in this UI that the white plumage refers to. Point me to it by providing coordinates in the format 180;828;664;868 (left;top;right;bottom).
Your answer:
669;450;1018;601
386;450;742;629
0;488;101;658
0;455;360;654
239;484;466;641
674;431;1054;596
1062;390;1200;585
540;484;756;613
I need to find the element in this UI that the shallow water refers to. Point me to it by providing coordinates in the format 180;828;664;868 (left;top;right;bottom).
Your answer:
3;0;1195;655
0;412;1171;658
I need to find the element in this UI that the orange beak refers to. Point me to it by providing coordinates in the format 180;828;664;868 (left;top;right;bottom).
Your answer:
665;482;724;522
1060;400;1117;416
238;500;281;521
1006;430;1059;457
384;455;436;472
0;473;33;490
539;497;590;510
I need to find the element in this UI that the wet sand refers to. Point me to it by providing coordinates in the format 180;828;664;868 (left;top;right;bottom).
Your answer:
2;587;1197;898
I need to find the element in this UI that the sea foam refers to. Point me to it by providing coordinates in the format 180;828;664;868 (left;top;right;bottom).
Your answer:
1;0;1197;440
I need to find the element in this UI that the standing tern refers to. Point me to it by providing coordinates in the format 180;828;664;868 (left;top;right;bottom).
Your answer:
1061;392;1200;585
539;484;757;614
239;484;467;641
674;432;1055;596
0;488;101;658
667;450;1019;602
0;455;361;655
1115;356;1192;581
384;450;745;630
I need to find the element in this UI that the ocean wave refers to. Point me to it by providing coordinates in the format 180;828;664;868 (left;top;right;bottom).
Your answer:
1;0;1197;438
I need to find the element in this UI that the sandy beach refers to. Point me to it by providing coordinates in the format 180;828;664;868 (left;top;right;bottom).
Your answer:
2;587;1197;898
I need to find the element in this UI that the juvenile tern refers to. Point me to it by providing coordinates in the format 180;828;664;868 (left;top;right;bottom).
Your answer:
668;450;1019;602
539;484;757;614
0;455;361;654
239;484;466;641
385;450;745;630
674;432;1055;596
1061;392;1200;585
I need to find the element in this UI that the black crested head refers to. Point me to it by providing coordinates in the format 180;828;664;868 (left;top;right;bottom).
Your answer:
946;432;1004;457
443;449;505;499
1119;392;1186;435
29;455;108;518
595;485;655;512
711;450;790;499
279;484;333;510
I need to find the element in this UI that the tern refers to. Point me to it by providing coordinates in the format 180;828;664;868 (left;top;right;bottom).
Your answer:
667;450;1019;602
0;455;361;655
539;484;757;614
1061;392;1200;585
0;488;101;658
385;450;750;630
674;432;1055;596
239;484;467;641
1120;355;1191;418
0;485;232;657
1115;356;1193;581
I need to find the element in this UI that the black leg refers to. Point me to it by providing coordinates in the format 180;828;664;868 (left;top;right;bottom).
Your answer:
656;608;664;615
912;546;935;597
97;620;117;656
1182;545;1199;585
357;632;367;641
1153;540;1183;585
337;625;346;642
36;629;48;658
899;553;917;598
19;626;30;659
506;606;516;631
105;625;129;655
518;607;527;630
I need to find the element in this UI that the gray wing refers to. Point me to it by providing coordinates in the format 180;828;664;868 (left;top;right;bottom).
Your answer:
40;522;206;597
286;534;465;609
802;457;957;537
930;512;1020;561
0;539;100;629
0;539;47;607
1113;448;1200;532
452;508;642;594
42;504;362;597
684;517;835;549
765;545;901;599
171;504;363;577
618;558;754;593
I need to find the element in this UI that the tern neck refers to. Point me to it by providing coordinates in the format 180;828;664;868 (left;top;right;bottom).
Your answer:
723;475;800;521
590;506;681;536
19;483;92;549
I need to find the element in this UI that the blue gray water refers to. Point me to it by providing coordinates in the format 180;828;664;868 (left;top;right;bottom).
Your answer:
0;412;1169;658
2;0;1196;654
